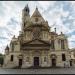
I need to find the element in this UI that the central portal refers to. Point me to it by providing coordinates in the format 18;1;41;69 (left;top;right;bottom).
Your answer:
34;57;39;67
52;59;56;67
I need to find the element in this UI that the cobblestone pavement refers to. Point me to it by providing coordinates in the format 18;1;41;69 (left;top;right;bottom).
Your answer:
0;68;75;74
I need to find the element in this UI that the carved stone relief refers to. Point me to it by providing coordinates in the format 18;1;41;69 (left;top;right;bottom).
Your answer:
32;26;41;39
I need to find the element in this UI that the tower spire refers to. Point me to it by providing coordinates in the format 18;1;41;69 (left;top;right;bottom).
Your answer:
23;4;30;15
22;4;30;33
36;6;38;10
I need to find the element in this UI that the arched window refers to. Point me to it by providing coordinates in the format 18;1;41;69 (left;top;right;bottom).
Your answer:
10;55;14;61
24;22;25;27
44;57;47;62
11;43;14;51
62;54;66;61
51;40;55;49
26;57;29;62
35;18;38;22
58;39;60;44
26;8;28;12
61;40;65;49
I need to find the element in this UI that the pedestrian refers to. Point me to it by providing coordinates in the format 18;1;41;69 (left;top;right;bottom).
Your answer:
64;63;65;68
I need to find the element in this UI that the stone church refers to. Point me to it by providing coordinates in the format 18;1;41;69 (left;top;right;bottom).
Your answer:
3;5;71;68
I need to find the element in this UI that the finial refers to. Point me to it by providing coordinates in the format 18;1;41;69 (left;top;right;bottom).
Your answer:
61;32;63;34
26;4;29;8
12;35;15;39
54;28;56;33
46;20;48;23
23;4;30;13
13;35;15;38
5;45;9;50
25;4;28;8
36;6;38;10
27;4;28;7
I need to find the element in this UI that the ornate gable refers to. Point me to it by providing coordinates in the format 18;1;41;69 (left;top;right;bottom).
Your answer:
30;7;45;23
31;7;43;18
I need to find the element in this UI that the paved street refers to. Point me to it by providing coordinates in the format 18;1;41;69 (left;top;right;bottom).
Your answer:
0;68;75;74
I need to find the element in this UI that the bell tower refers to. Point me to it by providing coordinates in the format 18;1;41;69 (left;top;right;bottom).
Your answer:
22;4;30;31
23;4;30;16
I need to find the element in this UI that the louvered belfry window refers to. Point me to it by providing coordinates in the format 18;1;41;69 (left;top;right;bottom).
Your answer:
10;55;14;61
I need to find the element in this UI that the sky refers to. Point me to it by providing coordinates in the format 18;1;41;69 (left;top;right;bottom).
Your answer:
0;1;75;54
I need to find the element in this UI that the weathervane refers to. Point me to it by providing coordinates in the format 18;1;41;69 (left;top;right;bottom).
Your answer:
52;22;57;33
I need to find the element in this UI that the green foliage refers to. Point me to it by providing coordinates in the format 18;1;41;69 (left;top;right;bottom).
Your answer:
0;54;3;56
0;53;4;65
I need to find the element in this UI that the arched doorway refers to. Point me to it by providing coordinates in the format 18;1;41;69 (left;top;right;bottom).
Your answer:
18;55;23;68
34;57;39;67
70;60;72;66
19;59;22;67
33;51;41;67
52;58;56;67
50;54;57;67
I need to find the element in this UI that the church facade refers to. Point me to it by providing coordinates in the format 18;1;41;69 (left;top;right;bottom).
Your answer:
3;5;71;68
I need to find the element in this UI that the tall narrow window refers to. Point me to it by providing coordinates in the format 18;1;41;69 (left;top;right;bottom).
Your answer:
51;40;55;49
44;57;47;62
62;54;66;61
26;57;29;62
10;55;13;61
35;18;38;22
58;39;60;44
24;22;25;27
11;43;14;51
61;40;65;49
74;53;75;57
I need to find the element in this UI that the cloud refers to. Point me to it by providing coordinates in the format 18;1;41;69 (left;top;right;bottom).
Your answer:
0;1;75;54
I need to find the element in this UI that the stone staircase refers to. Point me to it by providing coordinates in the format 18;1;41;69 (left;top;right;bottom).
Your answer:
12;66;21;69
12;66;63;69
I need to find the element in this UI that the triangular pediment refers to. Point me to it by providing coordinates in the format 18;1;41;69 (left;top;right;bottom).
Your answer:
28;40;45;44
23;39;50;45
21;39;50;50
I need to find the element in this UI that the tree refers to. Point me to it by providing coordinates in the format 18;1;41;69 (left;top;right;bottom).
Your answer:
0;53;4;66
